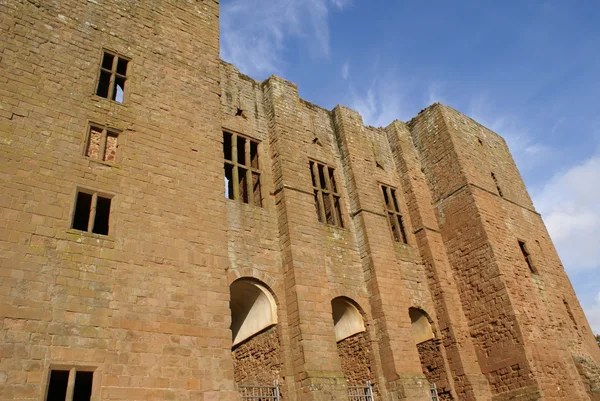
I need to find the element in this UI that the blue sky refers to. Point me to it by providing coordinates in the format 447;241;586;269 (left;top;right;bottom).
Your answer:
220;0;600;333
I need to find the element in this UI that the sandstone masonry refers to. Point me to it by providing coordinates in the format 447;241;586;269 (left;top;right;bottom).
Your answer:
1;1;599;401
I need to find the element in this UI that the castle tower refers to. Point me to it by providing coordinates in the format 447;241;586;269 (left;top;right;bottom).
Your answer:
1;2;598;401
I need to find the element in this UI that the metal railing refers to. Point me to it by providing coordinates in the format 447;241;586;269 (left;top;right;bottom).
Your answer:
430;383;439;401
348;380;374;401
237;380;281;401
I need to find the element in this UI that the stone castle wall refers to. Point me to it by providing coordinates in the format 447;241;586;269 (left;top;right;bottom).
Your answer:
1;1;599;401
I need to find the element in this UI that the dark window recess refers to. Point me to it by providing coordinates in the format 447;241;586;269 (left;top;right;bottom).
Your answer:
71;190;112;235
46;370;69;401
73;371;94;401
223;132;262;207
309;161;343;227
72;192;92;231
46;369;94;401
93;196;111;235
518;240;536;273
491;172;503;197
96;51;129;103
381;185;408;244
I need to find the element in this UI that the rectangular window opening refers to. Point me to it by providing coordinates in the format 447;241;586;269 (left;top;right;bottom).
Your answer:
223;132;261;207
85;126;103;159
310;161;343;227
85;124;119;163
313;190;323;223
116;58;128;75
46;370;69;401
238;167;248;204
72;192;92;232
224;164;234;199
250;141;259;169
236;136;246;165
252;172;262;207
92;196;111;235
381;184;408;244
223;132;233;161
104;131;118;162
72;190;112;236
101;53;114;70
96;70;111;98
96;51;129;102
46;369;94;401
73;371;94;401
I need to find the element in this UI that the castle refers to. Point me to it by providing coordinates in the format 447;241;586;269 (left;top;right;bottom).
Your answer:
1;1;599;401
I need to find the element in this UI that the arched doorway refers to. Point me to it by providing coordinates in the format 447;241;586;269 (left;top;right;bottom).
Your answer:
409;308;454;400
230;279;281;386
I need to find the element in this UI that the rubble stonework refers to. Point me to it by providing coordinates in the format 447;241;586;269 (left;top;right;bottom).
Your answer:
1;1;599;401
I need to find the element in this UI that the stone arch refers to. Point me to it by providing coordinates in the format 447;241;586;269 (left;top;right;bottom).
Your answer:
230;278;277;346
230;278;282;386
332;297;366;342
408;308;454;401
332;297;377;396
409;307;435;344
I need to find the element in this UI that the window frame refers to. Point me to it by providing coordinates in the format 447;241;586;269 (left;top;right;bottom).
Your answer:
84;123;120;163
44;366;97;401
70;188;114;236
95;49;130;103
223;131;262;207
380;184;408;244
309;160;343;227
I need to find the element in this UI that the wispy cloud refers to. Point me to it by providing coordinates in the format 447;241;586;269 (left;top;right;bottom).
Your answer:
347;77;413;127
221;0;349;78
533;155;600;271
341;61;350;80
467;94;554;172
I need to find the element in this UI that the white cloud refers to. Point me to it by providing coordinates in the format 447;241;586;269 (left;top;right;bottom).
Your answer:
347;76;413;127
533;155;600;271
220;0;346;78
467;94;553;173
342;61;350;80
330;0;351;10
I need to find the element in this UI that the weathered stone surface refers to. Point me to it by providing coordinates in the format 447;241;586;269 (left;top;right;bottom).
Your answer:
0;1;598;401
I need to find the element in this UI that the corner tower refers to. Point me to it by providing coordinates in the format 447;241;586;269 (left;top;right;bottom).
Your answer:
408;103;600;400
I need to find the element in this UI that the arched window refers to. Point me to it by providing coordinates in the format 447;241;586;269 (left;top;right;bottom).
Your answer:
331;297;366;341
230;279;277;346
408;308;435;344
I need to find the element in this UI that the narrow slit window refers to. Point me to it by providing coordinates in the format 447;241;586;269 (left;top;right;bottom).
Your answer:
46;369;94;401
71;190;113;236
309;160;343;227
518;240;536;273
491;172;503;197
381;185;408;244
85;124;120;163
223;132;261;207
96;50;129;103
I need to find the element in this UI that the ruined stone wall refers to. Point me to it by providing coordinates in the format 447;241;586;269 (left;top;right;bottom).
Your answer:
416;339;453;401
232;326;282;386
409;104;600;400
0;1;236;401
1;2;597;401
